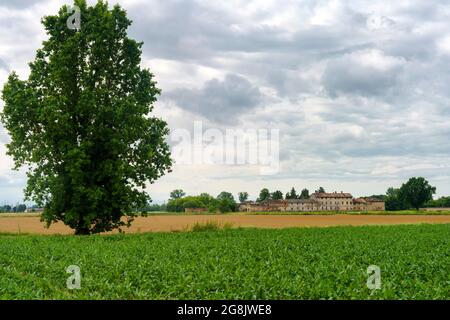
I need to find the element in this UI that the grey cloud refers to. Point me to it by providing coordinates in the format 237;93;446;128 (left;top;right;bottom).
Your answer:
165;74;264;124
381;33;438;61
322;55;404;98
0;58;9;72
0;0;43;9
128;0;370;63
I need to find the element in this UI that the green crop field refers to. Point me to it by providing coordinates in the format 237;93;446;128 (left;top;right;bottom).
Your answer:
0;224;449;299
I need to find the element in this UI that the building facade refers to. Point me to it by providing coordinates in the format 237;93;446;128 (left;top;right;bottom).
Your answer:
310;192;353;211
238;192;385;212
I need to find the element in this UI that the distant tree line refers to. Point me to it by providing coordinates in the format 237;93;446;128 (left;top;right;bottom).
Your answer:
424;196;450;208
249;178;440;211
166;190;237;213
0;204;27;213
371;177;437;211
136;203;167;212
251;187;325;203
159;177;442;214
162;187;326;213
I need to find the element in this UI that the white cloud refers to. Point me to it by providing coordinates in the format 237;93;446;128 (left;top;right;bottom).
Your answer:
436;35;450;55
1;0;450;203
349;49;406;71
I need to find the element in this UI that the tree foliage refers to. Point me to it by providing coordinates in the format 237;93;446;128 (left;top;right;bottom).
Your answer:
385;178;437;211
316;187;325;193
166;192;236;213
170;189;186;200
299;188;310;199
271;190;284;200
285;187;298;199
0;1;172;234
137;203;167;213
398;177;436;210
167;196;210;212
238;192;249;203
425;196;450;208
0;204;27;213
384;187;405;211
215;192;237;212
257;188;271;202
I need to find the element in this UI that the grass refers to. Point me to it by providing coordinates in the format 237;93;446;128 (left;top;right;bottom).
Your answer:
0;223;449;299
189;221;233;232
0;212;41;218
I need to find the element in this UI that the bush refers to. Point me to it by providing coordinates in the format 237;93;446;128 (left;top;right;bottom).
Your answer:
167;193;236;213
425;196;450;208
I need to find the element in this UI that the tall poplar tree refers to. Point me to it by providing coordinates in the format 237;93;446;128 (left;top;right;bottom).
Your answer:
1;1;172;234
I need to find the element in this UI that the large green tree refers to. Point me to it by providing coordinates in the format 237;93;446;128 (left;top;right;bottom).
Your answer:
170;189;186;200
285;187;298;199
0;1;172;234
271;190;284;200
299;188;310;199
385;187;405;211
316;187;325;193
399;177;436;210
257;188;271;202
238;192;249;203
215;192;237;212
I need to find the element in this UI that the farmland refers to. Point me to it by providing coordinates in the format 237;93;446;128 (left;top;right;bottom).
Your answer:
2;214;450;234
142;209;450;216
0;223;449;299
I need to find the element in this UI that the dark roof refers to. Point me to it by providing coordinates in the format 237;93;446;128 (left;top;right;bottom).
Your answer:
311;192;353;198
354;197;385;203
239;201;255;204
286;199;316;204
260;199;286;204
365;198;385;203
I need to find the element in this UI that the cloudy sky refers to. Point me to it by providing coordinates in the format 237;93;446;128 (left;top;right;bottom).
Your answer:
1;0;450;204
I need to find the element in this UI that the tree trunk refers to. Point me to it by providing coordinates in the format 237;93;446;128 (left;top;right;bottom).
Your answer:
75;226;90;235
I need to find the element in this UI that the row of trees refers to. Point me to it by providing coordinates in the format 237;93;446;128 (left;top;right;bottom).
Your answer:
0;204;27;213
166;190;237;213
137;203;167;212
239;187;326;203
164;186;326;213
243;178;439;211
425;196;450;208
166;177;440;213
